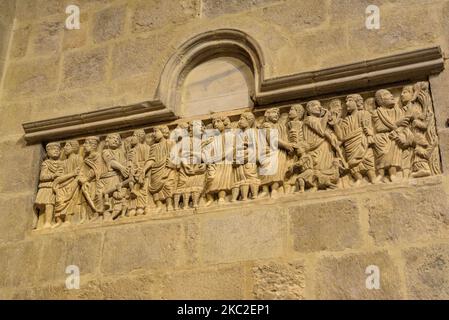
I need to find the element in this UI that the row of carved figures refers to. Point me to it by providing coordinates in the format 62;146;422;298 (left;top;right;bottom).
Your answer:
34;81;440;229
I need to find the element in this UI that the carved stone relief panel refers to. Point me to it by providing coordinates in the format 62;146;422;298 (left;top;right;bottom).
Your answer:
33;81;441;230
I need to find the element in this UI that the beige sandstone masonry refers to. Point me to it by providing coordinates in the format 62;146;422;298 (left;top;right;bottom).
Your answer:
1;0;449;300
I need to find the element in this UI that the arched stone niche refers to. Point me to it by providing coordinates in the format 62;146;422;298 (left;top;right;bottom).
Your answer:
157;29;264;117
180;56;254;117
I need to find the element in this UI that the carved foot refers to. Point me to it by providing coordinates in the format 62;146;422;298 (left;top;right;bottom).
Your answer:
411;170;431;178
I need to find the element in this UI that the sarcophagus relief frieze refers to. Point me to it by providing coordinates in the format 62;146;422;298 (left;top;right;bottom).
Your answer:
31;81;442;230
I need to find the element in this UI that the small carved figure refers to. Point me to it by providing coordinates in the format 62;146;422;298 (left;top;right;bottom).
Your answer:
302;100;341;189
285;104;305;193
78;136;104;221
232;112;260;201
372;89;410;182
35;142;63;229
53;140;83;227
334;94;376;186
203;115;234;205
174;121;206;209
101;133;129;220
131;129;151;216
259;108;293;198
143;125;177;212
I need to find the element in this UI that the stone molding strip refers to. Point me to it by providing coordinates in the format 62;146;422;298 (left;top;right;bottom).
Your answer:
22;43;444;144
23;101;176;143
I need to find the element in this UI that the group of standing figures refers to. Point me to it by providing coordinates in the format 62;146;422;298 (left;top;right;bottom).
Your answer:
34;81;440;229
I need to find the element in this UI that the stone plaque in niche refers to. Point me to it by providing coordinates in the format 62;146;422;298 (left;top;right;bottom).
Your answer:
33;81;441;230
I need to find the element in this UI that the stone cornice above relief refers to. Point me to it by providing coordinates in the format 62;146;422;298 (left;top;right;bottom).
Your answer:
23;100;177;144
22;46;444;144
257;46;445;104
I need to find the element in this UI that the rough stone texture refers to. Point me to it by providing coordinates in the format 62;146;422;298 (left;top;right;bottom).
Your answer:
92;5;126;43
0;192;34;243
429;68;449;129
202;0;281;18
101;221;196;275
62;47;108;89
365;186;449;245
0;240;42;289
36;232;103;284
315;251;404;299
3;57;60;98
289;199;362;252
30;20;63;56
62;14;88;51
132;0;198;33
0;139;41;194
160;265;245;299
437;128;449;174
9;23;31;59
252;260;305;299
200;207;286;264
403;244;449;299
111;34;171;80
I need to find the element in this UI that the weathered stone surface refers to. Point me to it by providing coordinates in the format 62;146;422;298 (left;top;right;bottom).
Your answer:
132;0;198;33
403;244;449;299
92;5;126;43
347;4;441;59
437;128;449;174
202;0;281;18
0;0;16;23
0;140;41;193
200;207;286;264
0;192;34;243
9;23;31;59
255;0;327;31
101;221;195;274
429;70;449;129
365;186;449;245
291;26;353;72
12;280;104;300
289;199;362;253
36;231;103;284
315;251;403;299
30;20;63;56
252;260;305;299
160;265;245;299
62;47;108;89
3;57;59;98
0;21;9;59
30;84;115;121
111;34;171;80
0;240;42;288
99;274;162;299
62;14;88;51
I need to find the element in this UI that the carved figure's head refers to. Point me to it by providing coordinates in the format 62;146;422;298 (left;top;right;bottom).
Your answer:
83;136;99;154
46;142;61;159
401;85;414;105
264;108;280;123
239;112;255;129
306;100;322;116
375;89;396;108
289;104;305;121
105;133;122;149
64;140;80;156
212;115;225;132
133;129;146;143
329;99;342;115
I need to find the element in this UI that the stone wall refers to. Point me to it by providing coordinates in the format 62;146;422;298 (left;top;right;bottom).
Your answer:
1;0;449;299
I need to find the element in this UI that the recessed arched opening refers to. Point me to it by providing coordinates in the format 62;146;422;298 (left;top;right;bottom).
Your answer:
180;56;254;117
156;29;264;117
